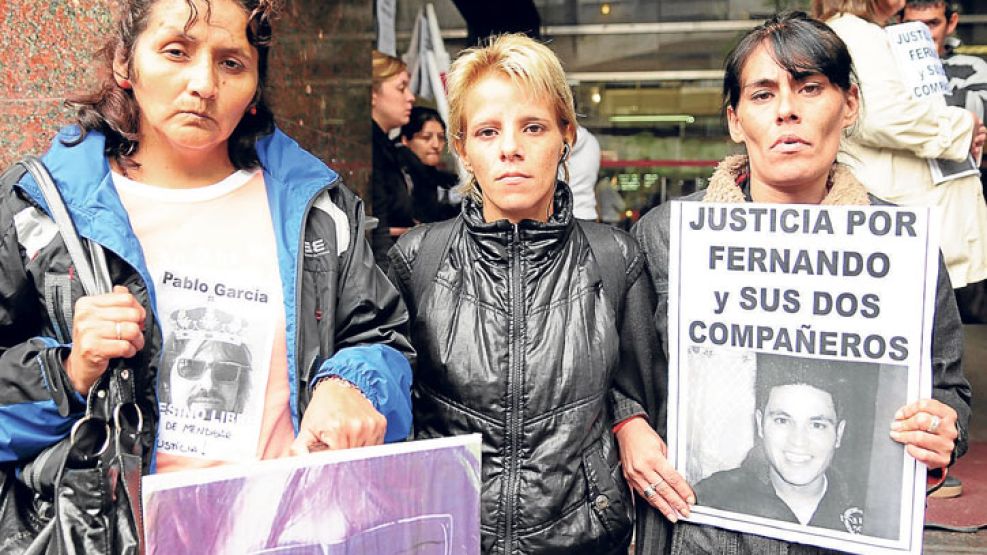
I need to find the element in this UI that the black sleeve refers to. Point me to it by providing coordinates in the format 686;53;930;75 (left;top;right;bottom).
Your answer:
930;255;972;462
0;184;86;463
610;248;665;430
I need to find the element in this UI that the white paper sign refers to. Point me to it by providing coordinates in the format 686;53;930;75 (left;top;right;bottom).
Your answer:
885;22;980;184
667;202;938;555
886;22;950;102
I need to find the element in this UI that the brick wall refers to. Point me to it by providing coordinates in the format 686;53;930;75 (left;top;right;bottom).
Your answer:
0;0;372;198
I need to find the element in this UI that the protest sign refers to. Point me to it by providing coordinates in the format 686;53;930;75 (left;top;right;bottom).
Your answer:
143;435;482;555
885;22;979;184
667;202;938;555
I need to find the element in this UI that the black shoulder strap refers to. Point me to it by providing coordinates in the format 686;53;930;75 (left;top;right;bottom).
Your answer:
411;217;462;303
577;220;626;318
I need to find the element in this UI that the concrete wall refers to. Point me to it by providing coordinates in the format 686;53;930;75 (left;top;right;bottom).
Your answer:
0;0;372;197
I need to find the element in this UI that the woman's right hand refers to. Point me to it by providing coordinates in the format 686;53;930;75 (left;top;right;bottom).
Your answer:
615;416;695;522
64;285;146;396
971;113;986;162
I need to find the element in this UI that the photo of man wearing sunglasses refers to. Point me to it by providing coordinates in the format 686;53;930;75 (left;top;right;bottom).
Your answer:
154;305;277;466
171;339;252;416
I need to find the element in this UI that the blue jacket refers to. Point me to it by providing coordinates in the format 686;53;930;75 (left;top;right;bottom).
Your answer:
0;126;414;467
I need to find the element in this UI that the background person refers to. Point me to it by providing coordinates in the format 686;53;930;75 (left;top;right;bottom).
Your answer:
902;0;987;327
812;0;987;293
596;175;627;228
371;50;417;271
567;124;602;220
387;34;660;554
0;0;414;484
397;106;459;223
626;12;971;554
902;0;987;126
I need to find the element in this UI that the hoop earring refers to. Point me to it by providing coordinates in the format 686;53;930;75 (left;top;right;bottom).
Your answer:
546;182;557;221
558;143;571;184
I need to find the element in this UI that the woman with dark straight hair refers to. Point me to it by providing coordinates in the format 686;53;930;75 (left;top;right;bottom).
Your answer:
626;11;970;554
397;106;459;223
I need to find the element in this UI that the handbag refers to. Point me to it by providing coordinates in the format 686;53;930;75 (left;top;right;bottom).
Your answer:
0;156;144;554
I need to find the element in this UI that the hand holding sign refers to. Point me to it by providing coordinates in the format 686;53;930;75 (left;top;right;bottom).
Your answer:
890;398;959;469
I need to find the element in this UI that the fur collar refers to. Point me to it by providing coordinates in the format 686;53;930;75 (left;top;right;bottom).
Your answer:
702;154;870;206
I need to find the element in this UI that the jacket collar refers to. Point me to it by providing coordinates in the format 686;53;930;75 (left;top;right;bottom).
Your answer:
24;126;338;242
21;125;339;321
703;154;870;206
372;121;399;165
461;180;574;262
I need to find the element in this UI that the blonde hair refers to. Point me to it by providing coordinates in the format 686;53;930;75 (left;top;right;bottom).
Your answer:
812;0;885;23
372;50;407;92
445;34;577;200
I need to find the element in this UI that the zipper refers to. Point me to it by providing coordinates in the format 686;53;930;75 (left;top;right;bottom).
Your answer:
50;282;70;344
292;179;338;425
504;223;524;552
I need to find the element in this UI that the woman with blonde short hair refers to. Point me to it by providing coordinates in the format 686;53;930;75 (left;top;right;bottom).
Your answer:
387;34;660;553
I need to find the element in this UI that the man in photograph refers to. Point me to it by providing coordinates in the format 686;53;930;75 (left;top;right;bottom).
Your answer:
902;0;987;329
161;307;254;417
694;354;865;534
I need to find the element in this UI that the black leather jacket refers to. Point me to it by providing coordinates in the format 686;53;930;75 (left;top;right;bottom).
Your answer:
388;183;660;554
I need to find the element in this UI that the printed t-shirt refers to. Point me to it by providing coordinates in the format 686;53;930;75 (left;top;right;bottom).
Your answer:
115;169;294;472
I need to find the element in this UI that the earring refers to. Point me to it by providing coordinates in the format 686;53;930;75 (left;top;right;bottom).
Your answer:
560;143;571;163
249;106;257;116
120;79;131;90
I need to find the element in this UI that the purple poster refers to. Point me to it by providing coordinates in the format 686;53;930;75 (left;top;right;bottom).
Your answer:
142;435;481;554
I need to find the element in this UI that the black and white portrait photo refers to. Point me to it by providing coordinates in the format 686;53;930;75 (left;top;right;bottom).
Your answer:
680;350;908;543
667;201;939;554
159;307;255;417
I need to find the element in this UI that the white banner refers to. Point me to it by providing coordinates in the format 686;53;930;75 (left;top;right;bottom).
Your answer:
667;202;938;555
885;22;979;183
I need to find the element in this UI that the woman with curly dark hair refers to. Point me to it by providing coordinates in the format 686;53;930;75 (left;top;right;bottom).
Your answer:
0;0;414;525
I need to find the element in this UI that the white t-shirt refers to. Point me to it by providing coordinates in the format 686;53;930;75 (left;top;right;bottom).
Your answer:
115;169;294;472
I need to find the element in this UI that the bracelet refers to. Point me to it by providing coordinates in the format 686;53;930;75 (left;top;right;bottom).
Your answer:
612;414;647;435
312;375;361;394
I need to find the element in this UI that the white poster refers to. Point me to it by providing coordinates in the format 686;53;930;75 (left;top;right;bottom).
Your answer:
667;202;938;555
154;269;277;462
885;22;980;184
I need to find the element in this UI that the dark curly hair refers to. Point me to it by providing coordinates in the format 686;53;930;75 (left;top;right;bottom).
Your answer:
66;0;281;170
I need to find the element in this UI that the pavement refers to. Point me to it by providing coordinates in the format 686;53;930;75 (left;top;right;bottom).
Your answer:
924;324;987;551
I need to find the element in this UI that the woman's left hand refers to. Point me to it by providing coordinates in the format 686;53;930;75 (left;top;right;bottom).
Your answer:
889;399;958;470
290;378;387;454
